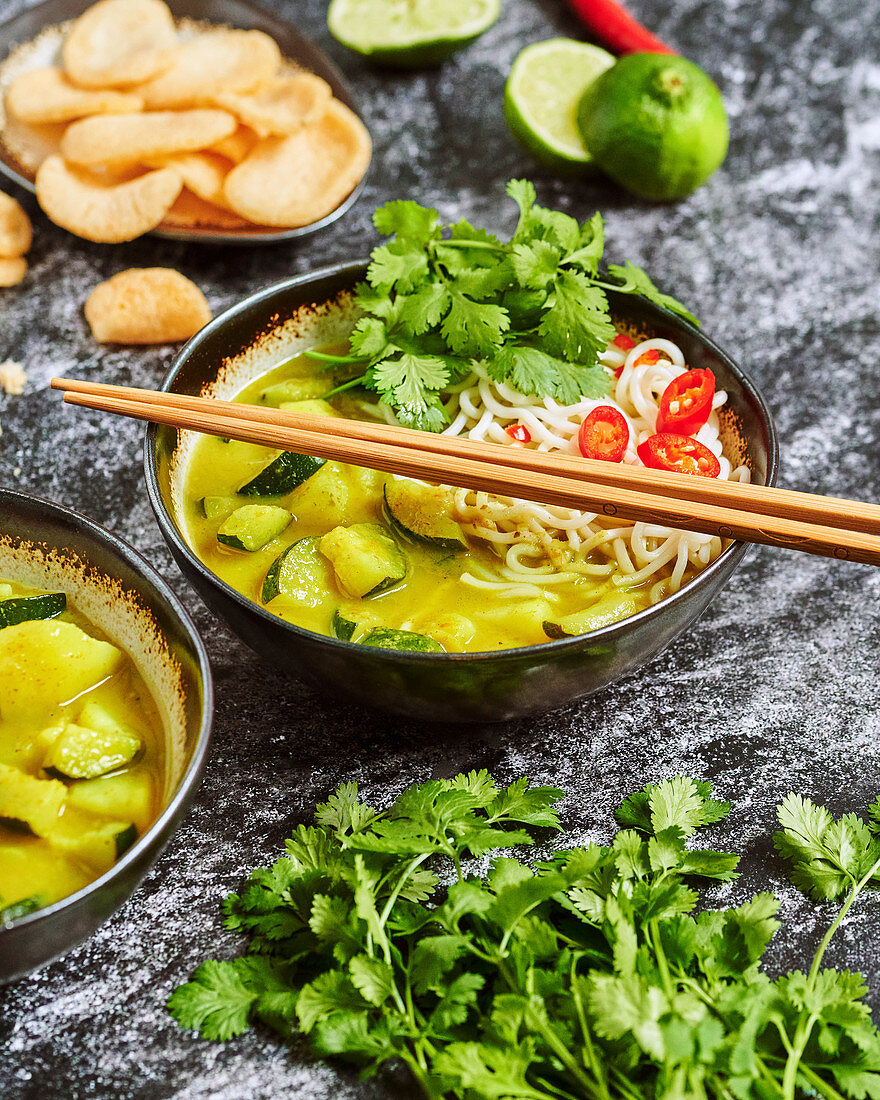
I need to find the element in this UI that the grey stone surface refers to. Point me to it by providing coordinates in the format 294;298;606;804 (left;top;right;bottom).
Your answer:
1;0;879;1095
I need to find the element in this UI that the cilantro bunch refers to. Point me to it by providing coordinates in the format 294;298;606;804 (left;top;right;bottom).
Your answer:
169;773;880;1100
314;180;697;431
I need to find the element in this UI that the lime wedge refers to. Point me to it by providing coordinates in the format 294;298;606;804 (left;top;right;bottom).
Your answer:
504;38;615;175
327;0;501;68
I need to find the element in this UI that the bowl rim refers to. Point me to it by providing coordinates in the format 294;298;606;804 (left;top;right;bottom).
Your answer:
0;0;371;246
0;486;214;933
145;259;780;665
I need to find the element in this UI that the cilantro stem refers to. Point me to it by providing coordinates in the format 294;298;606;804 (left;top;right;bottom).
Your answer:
647;918;675;1001
304;350;365;363
497;960;602;1100
781;852;880;1100
378;853;432;928
570;954;611;1100
319;374;369;400
434;239;504;254
790;1062;849;1100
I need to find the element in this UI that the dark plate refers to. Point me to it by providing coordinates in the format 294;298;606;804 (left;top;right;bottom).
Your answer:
146;261;779;722
0;488;213;981
0;0;370;244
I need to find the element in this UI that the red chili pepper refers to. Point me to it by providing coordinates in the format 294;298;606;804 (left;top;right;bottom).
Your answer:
506;424;531;443
612;333;636;350
636;348;660;366
578;405;629;463
637;433;721;477
563;0;676;55
656;368;715;435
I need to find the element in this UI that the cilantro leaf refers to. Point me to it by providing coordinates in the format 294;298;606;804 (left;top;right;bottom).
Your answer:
441;291;508;357
607;260;700;326
167;959;260;1041
538;271;616;363
373;199;439;243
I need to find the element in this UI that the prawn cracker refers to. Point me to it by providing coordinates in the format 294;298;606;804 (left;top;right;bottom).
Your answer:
35;156;182;242
85;266;212;343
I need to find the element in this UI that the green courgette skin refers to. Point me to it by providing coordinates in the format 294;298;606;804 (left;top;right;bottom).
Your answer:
360;627;443;653
331;610;358;641
239;452;326;497
383;482;466;551
114;824;138;859
0;593;66;630
0;896;42;922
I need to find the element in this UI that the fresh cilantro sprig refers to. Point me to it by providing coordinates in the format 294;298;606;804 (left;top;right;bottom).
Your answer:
169;774;880;1100
313;180;698;430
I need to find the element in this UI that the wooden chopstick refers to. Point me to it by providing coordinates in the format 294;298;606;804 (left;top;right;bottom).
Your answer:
53;377;880;540
51;378;880;568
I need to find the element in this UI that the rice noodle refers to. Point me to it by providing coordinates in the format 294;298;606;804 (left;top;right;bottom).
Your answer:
362;335;751;603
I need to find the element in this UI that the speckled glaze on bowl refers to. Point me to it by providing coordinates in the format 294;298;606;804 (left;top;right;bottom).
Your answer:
145;261;779;722
0;489;213;981
0;0;370;245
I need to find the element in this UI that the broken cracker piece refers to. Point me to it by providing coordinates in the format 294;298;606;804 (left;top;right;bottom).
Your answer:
0;192;33;258
0;360;27;394
84;267;211;343
0;258;27;287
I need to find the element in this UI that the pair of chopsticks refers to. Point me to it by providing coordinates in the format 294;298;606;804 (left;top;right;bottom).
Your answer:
51;377;880;568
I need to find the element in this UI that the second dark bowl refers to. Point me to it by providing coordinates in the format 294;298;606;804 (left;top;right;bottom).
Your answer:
145;262;778;722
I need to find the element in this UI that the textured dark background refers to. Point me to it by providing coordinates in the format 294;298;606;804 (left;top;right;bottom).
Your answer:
1;0;879;1095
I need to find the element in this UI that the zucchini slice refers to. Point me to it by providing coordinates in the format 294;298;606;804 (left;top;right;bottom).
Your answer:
45;724;142;780
199;496;239;521
543;591;643;638
260;379;329;406
0;592;66;630
384;479;466;550
49;812;137;874
239;452;326;497
319;523;406;599
67;770;154;831
0;896;42;922
217;505;290;552
0;763;66;836
261;537;334;606
359;627;443;653
331;608;359;641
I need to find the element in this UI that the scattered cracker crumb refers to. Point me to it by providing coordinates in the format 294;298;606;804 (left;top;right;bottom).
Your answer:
0;358;26;394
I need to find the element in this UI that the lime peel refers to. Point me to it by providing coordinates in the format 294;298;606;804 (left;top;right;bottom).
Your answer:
327;0;500;67
504;38;615;175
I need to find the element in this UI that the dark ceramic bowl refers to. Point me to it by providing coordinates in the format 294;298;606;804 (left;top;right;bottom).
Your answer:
145;261;778;722
0;489;213;981
0;0;369;244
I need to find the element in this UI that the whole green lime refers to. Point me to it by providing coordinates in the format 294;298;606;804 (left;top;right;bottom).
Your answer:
576;53;729;201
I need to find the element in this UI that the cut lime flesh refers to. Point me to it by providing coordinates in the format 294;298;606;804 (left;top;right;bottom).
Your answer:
328;0;500;66
505;38;615;173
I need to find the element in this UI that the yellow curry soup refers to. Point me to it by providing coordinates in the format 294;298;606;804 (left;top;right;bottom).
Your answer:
0;578;164;919
180;346;723;655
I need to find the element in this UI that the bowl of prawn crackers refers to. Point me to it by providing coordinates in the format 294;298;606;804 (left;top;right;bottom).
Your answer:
0;0;372;243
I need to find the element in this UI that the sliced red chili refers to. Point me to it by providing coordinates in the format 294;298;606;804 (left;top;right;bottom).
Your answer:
578;405;629;463
636;348;660;366
505;424;531;443
656;368;715;435
612;333;636;350
637;433;721;478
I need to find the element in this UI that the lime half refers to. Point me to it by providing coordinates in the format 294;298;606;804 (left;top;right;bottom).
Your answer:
504;38;615;176
327;0;501;68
